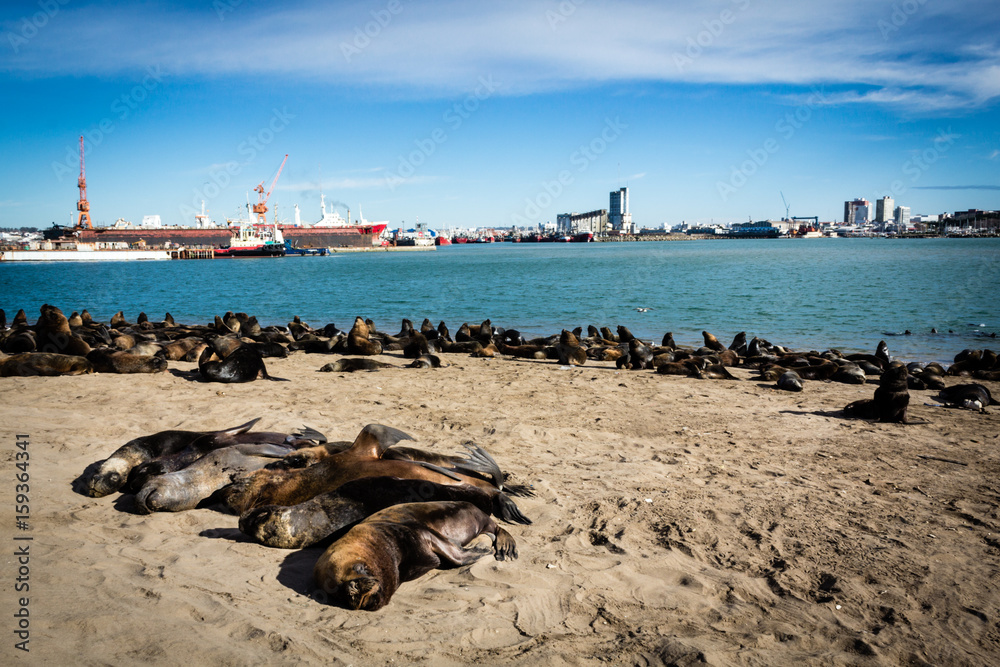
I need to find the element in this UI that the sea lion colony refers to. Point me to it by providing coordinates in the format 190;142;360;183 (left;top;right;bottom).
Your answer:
80;421;531;611
2;305;997;414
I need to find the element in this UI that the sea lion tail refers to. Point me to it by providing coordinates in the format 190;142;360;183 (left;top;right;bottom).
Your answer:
495;493;532;525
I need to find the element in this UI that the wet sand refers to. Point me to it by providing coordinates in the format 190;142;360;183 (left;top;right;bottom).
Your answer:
2;351;998;665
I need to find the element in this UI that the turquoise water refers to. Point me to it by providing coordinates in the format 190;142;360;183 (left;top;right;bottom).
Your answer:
2;238;998;363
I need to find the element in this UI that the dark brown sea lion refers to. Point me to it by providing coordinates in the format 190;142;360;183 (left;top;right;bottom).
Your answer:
776;370;803;392
320;358;396;372
408;354;449;369
86;348;168;374
35;304;91;356
84;418;262;497
12;309;27;327
497;342;547;359
240;476;531;549
656;360;700;377
198;342;283;383
555;330;587;366
222;424;505;514
110;311;127;329
938;383;997;411
0;352;93;377
313;501;518;611
843;363;919;423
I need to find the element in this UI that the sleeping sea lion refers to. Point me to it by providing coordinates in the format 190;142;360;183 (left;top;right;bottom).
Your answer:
240;476;531;549
320;358;396;372
0;352;93;377
84;418;264;497
777;370;803;392
222;424;505;514
938;383;997;412
199;342;283;382
86;348;168;374
313;501;518;611
136;442;297;513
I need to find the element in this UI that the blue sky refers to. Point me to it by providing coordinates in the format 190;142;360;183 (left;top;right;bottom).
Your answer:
1;0;998;230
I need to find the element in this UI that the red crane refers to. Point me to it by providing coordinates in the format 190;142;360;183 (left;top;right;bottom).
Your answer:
252;154;288;223
77;136;93;229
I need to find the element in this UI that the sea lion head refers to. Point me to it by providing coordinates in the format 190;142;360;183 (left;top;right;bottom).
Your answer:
87;457;131;497
344;573;383;611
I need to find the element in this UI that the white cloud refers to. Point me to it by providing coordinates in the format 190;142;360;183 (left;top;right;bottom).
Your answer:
2;0;998;111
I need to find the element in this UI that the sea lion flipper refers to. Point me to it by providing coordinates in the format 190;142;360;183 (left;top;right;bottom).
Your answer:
453;443;504;490
492;526;518;561
221;417;262;436
495;493;532;525
293;425;328;444
351;424;415;459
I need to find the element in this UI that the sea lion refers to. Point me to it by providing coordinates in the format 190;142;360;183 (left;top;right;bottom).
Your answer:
35;304;91;356
843;363;918;423
136;442;296;513
109;311;127;329
12;309;27;327
776;370;804;392
554;330;587;366
313;501;518;611
198;342;282;383
0;352;93;377
346;316;383;355
408;354;449;369
661;332;676;349
84;418;262;497
938;383;997;412
222;424;505;514
240;476;531;549
86;348;168;374
320;358;396;372
702;331;726;352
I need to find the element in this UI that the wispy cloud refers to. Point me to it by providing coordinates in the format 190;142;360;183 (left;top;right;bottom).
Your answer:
913;185;1000;191
1;1;998;112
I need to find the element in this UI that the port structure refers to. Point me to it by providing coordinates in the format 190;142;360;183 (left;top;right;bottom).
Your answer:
252;154;288;224
77;135;93;229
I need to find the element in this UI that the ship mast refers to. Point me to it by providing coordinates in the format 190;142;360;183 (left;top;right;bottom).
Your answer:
76;136;93;229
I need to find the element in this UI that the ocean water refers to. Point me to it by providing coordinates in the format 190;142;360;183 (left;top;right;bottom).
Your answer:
2;237;998;363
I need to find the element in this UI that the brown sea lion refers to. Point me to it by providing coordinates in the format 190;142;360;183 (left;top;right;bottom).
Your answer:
35;304;91;356
83;418;262;497
346;316;383;355
240;476;531;549
844;363;920;423
702;331;726;352
222;424;505;514
86;348;168;374
0;352;93;377
555;329;587;366
313;501;518;611
199;342;282;383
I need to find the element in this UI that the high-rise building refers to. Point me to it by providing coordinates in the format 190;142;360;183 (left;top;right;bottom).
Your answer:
609;187;634;233
844;198;870;225
894;206;911;228
876;196;894;225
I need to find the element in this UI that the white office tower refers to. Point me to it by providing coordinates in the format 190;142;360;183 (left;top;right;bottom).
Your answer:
609;187;634;233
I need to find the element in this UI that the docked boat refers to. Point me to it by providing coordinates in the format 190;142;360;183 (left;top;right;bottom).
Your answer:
214;220;286;258
0;241;171;262
284;240;328;256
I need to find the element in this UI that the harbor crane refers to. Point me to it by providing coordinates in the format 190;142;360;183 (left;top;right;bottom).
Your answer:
780;191;790;221
76;136;93;229
252;154;288;224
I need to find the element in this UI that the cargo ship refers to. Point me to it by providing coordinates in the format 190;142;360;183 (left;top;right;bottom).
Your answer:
44;143;388;249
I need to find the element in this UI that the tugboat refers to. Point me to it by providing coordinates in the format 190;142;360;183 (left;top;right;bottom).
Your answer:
214;217;286;257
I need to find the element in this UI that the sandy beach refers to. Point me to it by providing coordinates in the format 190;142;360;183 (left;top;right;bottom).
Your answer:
2;349;999;666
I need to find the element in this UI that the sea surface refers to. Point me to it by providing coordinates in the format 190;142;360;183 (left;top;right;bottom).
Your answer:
2;237;998;364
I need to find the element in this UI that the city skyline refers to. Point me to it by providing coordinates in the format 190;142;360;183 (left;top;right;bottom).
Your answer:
1;0;998;230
